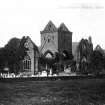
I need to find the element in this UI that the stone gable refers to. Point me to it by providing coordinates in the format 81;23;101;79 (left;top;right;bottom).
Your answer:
41;21;57;34
22;36;39;74
58;23;69;32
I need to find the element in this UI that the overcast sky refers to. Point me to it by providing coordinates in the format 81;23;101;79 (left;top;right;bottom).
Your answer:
0;0;105;49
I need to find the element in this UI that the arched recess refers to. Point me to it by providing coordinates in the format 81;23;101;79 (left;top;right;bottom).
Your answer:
62;50;70;59
23;54;31;71
44;50;54;58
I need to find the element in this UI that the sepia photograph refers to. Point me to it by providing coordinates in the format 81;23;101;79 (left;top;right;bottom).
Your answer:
0;0;105;105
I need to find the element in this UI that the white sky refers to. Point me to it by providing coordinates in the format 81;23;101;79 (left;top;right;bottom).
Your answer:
0;0;105;49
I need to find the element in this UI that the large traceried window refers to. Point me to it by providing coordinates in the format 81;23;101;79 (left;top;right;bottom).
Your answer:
23;55;31;71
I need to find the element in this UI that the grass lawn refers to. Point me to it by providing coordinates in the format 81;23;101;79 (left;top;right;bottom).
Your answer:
0;78;105;105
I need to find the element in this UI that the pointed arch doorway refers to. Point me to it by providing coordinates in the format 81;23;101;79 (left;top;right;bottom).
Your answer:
44;50;54;58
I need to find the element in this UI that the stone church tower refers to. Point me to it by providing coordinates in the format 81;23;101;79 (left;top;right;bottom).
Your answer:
40;21;72;59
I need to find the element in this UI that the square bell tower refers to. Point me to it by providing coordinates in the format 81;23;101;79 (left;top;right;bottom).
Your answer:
40;21;72;59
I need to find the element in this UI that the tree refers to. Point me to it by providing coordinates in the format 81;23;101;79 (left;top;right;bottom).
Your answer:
4;38;21;72
16;36;28;61
89;49;104;75
0;47;8;72
1;36;28;73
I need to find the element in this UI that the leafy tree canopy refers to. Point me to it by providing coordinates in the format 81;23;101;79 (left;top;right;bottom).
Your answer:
0;36;28;73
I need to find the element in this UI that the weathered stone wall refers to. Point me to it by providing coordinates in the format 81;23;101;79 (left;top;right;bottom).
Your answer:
41;32;58;55
25;37;35;74
58;31;72;55
40;21;73;59
22;36;39;74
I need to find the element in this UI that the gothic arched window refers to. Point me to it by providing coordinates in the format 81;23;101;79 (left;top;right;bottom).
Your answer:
23;55;31;71
48;38;50;43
